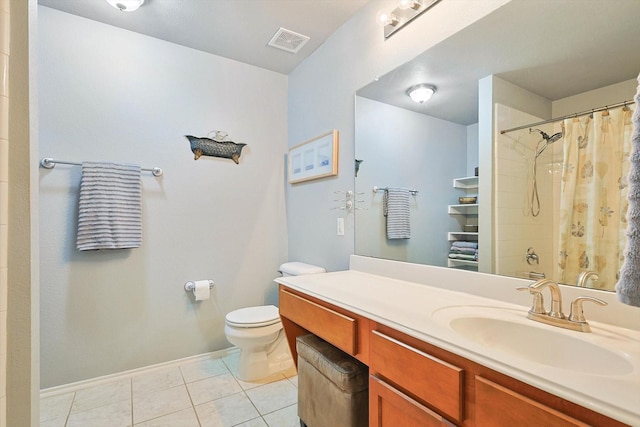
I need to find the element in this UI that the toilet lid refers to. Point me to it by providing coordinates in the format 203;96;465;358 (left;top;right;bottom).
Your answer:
225;305;281;328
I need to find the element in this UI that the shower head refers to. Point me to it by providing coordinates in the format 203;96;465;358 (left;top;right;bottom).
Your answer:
530;128;562;142
547;132;563;143
531;128;549;139
530;128;563;157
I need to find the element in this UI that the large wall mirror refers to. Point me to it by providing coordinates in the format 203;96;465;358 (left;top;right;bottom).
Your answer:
354;0;640;291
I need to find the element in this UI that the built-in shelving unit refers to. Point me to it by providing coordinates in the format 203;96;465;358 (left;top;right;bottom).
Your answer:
453;176;479;190
448;176;479;269
447;258;479;267
447;231;479;241
448;204;479;215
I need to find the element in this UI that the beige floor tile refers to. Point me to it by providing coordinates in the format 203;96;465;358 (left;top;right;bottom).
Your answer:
132;367;184;396
196;392;260;427
40;415;68;427
245;379;297;415
263;403;299;427
40;392;74;422
234;418;268;427
186;372;242;405
66;399;132;427
133;407;199;427
180;357;229;383
133;385;192;424
220;352;241;373
286;375;298;388
40;352;302;427
71;379;131;413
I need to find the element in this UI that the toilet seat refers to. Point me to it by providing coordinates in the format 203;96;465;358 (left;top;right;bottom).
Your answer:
225;305;281;328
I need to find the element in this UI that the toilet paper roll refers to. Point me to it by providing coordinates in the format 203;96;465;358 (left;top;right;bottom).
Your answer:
192;280;211;301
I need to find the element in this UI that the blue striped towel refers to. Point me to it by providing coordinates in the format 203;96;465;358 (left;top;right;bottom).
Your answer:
383;188;411;239
77;161;142;251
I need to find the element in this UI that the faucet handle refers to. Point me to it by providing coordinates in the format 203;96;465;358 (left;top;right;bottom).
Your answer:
517;287;546;314
569;296;607;324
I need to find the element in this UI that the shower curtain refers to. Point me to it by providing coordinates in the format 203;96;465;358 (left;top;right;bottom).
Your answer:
557;106;634;290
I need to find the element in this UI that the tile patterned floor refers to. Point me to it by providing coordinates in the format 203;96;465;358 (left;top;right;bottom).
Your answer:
40;352;300;427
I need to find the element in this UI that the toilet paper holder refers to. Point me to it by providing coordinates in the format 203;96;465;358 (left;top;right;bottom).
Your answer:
184;280;215;292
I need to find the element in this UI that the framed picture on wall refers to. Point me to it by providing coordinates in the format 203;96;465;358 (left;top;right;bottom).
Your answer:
288;130;339;184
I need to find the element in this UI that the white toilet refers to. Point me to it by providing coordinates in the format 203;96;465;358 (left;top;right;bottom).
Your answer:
224;262;325;381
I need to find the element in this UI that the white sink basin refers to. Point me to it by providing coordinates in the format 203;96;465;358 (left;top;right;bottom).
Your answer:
432;306;634;376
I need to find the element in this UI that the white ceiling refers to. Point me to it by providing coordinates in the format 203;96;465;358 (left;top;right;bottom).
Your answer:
357;0;640;125
38;0;640;125
37;0;370;75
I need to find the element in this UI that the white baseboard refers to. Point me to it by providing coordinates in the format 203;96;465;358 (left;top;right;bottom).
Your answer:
40;347;240;398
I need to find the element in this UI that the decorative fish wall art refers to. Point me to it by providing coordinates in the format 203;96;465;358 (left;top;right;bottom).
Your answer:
185;131;247;164
355;159;364;177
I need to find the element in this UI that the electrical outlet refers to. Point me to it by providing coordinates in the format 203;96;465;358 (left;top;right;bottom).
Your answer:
337;218;345;236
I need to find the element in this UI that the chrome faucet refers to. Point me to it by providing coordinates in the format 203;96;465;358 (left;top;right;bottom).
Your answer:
529;278;564;319
576;271;599;288
518;279;607;332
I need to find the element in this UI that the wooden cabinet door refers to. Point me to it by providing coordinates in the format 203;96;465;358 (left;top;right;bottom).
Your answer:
370;376;456;427
475;376;590;427
370;330;464;423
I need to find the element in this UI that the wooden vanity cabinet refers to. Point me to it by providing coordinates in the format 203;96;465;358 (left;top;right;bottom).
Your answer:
369;329;464;424
278;285;629;427
475;376;589;427
370;375;456;427
278;285;370;365
371;323;628;427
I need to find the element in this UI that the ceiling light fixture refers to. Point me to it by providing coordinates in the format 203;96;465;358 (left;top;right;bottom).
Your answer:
378;0;441;39
407;84;436;103
105;0;145;12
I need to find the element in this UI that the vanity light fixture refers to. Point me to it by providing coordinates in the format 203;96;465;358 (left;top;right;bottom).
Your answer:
407;84;436;103
105;0;145;12
398;0;423;10
376;10;400;27
378;0;441;39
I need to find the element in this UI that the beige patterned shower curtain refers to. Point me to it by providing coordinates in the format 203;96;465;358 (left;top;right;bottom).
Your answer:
557;105;634;290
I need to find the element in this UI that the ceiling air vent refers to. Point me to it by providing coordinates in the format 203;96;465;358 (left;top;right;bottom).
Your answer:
268;28;310;54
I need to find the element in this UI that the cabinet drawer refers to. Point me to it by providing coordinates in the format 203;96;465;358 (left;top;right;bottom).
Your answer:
370;375;456;427
475;376;589;427
279;289;357;355
370;330;464;423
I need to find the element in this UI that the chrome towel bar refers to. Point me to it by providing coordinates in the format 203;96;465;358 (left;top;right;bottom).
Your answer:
373;186;418;195
40;157;163;177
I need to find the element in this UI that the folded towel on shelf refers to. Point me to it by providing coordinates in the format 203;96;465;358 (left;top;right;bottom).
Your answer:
616;74;640;307
383;188;411;239
451;241;478;249
449;247;477;255
77;161;142;251
448;253;477;261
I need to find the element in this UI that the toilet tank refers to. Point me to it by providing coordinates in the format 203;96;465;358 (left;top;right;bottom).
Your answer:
279;262;326;277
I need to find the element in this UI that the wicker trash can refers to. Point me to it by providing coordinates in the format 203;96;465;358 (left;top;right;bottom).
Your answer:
296;334;368;427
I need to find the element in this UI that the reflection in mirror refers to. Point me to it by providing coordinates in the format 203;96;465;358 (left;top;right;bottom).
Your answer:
355;96;477;266
496;103;634;291
354;0;640;291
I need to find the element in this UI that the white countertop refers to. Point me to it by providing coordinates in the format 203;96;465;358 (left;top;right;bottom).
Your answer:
276;269;640;426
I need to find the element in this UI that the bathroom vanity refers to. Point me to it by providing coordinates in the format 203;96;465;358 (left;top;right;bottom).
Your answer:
276;257;640;427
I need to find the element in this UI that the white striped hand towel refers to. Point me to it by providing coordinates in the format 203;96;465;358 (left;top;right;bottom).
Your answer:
383;188;411;239
77;161;142;251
